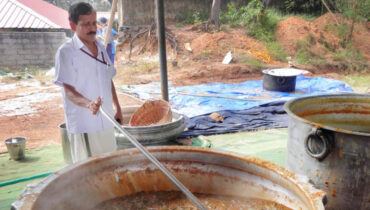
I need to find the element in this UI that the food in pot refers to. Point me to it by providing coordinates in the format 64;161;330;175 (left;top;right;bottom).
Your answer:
91;191;291;210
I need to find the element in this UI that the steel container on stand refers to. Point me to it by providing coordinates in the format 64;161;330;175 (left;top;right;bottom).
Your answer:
284;94;370;210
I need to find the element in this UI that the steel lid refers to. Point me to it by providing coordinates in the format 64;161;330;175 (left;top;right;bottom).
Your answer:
262;68;309;77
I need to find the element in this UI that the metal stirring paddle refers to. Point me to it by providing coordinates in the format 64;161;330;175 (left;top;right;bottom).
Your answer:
99;106;207;210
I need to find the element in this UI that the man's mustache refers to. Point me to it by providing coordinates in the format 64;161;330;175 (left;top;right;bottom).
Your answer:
87;31;96;35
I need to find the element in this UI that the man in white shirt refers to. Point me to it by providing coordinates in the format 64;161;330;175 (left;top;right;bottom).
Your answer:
54;2;123;163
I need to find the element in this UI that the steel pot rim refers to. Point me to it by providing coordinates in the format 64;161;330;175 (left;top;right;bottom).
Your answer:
262;70;297;78
4;136;26;144
284;93;370;137
262;68;309;77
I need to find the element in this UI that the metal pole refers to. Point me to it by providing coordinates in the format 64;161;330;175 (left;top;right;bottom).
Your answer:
104;0;118;47
156;0;169;101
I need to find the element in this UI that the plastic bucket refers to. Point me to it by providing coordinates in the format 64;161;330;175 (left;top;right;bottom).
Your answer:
4;137;26;160
58;123;72;164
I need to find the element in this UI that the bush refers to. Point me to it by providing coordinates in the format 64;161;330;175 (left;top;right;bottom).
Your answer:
176;8;208;25
284;0;322;15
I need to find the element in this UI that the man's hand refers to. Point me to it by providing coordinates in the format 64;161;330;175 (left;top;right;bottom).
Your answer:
87;97;102;115
114;109;123;125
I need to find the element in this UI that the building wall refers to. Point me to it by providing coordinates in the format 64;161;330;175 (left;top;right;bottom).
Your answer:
118;0;233;26
0;32;67;69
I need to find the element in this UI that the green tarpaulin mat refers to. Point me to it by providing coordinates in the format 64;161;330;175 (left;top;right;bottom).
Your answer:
187;128;288;166
0;145;66;209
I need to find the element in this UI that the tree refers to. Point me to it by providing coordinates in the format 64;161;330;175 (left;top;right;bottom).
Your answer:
206;0;270;30
208;0;221;30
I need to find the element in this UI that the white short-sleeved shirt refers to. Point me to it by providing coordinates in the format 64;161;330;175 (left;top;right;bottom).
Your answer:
54;34;116;134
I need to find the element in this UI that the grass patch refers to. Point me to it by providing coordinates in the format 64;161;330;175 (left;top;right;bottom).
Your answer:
200;50;211;56
265;41;287;62
0;76;21;83
174;23;184;28
242;57;263;69
294;37;327;65
31;73;53;85
0;68;53;85
334;43;365;62
115;61;158;85
341;73;370;93
295;48;324;65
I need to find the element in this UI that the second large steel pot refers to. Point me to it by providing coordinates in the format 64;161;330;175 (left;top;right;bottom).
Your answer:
284;94;370;210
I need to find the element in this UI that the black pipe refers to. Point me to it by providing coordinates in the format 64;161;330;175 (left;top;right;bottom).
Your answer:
156;0;169;101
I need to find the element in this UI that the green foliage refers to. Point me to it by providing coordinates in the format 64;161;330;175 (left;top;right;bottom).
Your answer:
200;50;211;56
220;3;240;27
242;57;263;69
265;42;288;62
240;0;264;25
45;0;111;11
174;23;183;28
358;0;370;20
328;0;370;21
296;48;325;65
295;37;324;65
245;12;278;43
284;0;322;15
221;2;292;62
176;8;208;25
296;40;309;49
222;3;284;40
192;10;202;25
333;43;365;62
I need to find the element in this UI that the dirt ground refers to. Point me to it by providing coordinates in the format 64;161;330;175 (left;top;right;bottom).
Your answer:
1;13;369;153
276;13;370;61
0;82;142;153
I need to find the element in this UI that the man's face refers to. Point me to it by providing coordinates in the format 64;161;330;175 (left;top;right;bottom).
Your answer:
70;10;97;43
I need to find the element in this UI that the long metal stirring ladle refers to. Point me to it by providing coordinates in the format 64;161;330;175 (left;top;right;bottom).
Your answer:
99;106;206;210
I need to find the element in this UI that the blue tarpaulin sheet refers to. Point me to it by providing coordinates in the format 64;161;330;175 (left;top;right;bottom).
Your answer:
121;76;353;136
122;76;353;118
180;100;289;137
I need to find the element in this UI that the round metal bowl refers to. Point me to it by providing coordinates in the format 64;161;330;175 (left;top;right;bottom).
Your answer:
115;106;186;149
12;146;325;210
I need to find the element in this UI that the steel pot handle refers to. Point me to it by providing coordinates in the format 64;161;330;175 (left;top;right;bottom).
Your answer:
304;129;332;161
277;77;286;85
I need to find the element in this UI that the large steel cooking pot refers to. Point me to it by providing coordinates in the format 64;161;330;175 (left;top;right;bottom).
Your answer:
12;146;325;210
284;94;370;210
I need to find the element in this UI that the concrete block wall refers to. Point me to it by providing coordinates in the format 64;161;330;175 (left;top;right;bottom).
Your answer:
118;0;233;26
0;32;68;69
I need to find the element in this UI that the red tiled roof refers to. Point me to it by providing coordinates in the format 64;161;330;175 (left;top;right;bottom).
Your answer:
0;0;69;29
